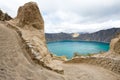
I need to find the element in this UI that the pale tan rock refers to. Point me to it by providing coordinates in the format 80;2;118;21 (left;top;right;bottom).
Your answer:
0;2;120;80
110;35;120;55
72;33;79;38
7;2;63;74
16;2;44;29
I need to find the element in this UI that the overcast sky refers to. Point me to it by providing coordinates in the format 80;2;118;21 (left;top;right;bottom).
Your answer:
0;0;120;33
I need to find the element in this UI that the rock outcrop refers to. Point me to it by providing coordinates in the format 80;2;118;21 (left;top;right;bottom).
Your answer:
110;34;120;55
0;2;120;80
72;33;80;38
7;2;63;74
0;10;12;21
0;21;65;80
16;2;44;29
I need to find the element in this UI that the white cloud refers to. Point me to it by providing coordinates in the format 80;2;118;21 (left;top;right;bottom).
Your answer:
45;19;120;33
0;0;120;33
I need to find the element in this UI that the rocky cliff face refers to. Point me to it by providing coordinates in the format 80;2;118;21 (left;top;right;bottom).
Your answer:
0;10;12;21
0;2;65;80
7;2;63;73
16;2;44;30
0;2;120;80
110;34;120;55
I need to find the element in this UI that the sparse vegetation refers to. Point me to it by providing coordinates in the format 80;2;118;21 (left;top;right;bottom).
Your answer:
73;52;82;57
73;52;105;58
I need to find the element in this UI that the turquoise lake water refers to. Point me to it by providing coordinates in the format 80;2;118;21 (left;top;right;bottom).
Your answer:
47;40;109;59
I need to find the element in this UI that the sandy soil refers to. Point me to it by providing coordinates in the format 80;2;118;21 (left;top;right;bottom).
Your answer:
0;22;120;80
0;22;64;80
62;63;120;80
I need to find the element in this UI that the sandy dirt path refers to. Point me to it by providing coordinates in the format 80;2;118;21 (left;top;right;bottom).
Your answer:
62;63;120;80
0;22;120;80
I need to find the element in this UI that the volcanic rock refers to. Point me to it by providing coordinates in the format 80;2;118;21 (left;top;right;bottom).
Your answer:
8;2;63;74
0;10;12;21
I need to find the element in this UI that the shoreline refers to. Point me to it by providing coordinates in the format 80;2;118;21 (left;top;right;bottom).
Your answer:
46;40;110;44
47;40;109;59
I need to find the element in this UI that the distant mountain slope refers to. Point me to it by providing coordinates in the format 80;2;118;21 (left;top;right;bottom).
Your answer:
45;32;72;42
45;28;120;42
77;28;120;42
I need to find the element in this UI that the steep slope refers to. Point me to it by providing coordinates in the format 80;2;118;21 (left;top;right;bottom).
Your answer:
77;28;120;42
46;33;72;42
110;34;120;55
0;21;65;80
45;28;120;42
0;1;120;80
0;22;45;80
7;2;63;73
0;10;12;21
0;22;120;80
0;2;64;80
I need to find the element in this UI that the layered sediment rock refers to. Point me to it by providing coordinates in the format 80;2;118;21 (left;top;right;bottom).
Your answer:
110;34;120;55
16;2;44;29
7;2;63;74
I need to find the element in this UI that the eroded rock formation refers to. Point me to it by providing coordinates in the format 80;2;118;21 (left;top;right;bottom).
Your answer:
0;2;120;80
7;2;63;74
110;34;120;55
16;2;44;29
0;10;12;21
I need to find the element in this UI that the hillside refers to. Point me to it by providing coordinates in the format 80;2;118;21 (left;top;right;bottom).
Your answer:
46;32;72;42
0;10;12;21
0;2;120;80
0;22;120;80
45;28;120;42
